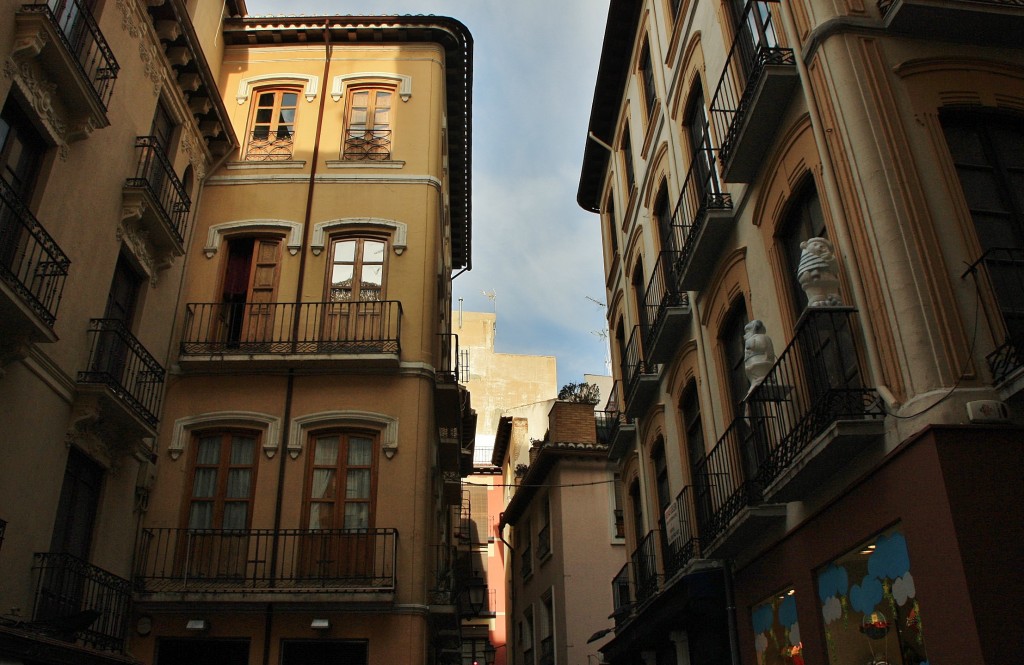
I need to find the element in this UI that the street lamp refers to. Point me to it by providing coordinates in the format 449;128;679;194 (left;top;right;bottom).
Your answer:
484;642;499;665
465;576;488;615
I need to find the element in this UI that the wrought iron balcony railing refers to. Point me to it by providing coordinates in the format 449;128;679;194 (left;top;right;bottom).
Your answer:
709;0;796;175
662;485;700;580
642;250;690;352
20;0;119;110
135;528;398;592
594;410;615;445
693;417;766;546
610;561;633;625
751;307;884;488
244;129;294;161
631;530;661;605
78;318;165;427
125;136;191;246
964;248;1024;384
343;127;392;161
181;300;402;356
0;176;70;328
622;325;655;405
666;147;734;289
437;332;461;384
31;552;131;652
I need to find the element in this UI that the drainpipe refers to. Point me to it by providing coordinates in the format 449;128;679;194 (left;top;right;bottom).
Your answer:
723;559;741;665
264;25;333;664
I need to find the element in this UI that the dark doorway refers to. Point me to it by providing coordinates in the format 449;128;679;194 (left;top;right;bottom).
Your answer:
157;638;249;665
281;640;368;665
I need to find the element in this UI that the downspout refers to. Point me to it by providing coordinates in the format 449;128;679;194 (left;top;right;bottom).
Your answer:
264;24;332;665
723;559;741;665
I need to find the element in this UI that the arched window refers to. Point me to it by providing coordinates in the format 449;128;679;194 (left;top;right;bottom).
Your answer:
326;237;387;302
245;88;299;161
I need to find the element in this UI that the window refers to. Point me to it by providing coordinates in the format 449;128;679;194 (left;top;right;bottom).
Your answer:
629;478;644;545
520;518;533;578
680;380;705;477
537;494;551;559
684;84;722;204
632;259;648;335
305;430;378;530
612;473;625;539
605;195;619;257
187;431;258;530
778;180;828;313
669;0;684;20
751;588;802;665
816;526;928;665
326;237;386;302
0;96;46;201
730;0;779;74
621;123;636;194
221;237;281;346
523;607;536;665
50;448;103;559
639;41;657;123
246;88;298;161
941;111;1024;365
539;592;555;665
653;180;672;249
343;86;393;160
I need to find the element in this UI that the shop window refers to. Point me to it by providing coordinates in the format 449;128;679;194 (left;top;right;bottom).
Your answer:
751;588;802;665
816;526;928;665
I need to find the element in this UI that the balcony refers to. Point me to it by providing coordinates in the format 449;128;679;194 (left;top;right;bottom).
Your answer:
662;486;700;581
179;300;403;370
602;381;636;460
879;0;1024;47
710;0;799;182
31;552;130;653
122;136;191;259
77;318;165;435
631;530;661;606
965;248;1024;387
610;562;634;626
13;0;119;139
436;333;470;488
622;326;659;418
343;127;392;161
0;177;70;345
135;528;397;600
244;129;294;161
752;307;885;501
642;251;692;363
665;148;735;292
693;417;785;557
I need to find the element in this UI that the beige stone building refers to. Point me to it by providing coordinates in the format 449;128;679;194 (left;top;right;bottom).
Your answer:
578;0;1024;664
1;1;239;664
1;4;476;665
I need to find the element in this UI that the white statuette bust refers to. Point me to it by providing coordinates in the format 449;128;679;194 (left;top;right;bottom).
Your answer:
797;237;843;307
744;319;776;397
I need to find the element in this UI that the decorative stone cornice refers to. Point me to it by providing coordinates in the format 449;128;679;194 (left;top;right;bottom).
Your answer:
290;411;399;460
311;218;407;256
3;59;70;159
203;219;303;258
237;73;319;104
330;72;412;102
168;411;283;460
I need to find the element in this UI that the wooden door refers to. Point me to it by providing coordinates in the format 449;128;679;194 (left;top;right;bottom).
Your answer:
239;239;280;349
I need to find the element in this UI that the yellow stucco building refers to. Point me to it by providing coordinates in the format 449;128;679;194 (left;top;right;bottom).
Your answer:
1;4;475;665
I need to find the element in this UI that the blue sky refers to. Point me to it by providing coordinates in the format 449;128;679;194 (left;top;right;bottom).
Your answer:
246;0;613;386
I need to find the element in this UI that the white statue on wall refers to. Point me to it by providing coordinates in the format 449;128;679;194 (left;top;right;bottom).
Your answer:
743;319;776;398
797;236;843;307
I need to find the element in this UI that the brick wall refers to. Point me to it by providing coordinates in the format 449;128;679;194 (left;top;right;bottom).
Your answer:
547;401;598;443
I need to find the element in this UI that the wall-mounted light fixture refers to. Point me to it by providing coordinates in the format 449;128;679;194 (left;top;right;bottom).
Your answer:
185;619;209;632
311;618;330;630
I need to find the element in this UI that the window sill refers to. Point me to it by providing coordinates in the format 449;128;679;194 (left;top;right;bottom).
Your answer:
226;160;307;170
326;160;406;169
